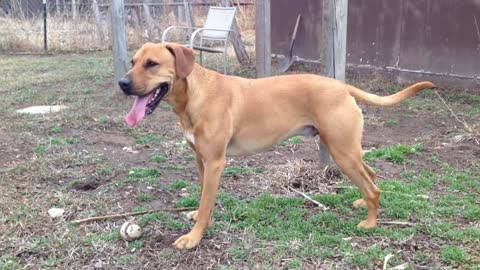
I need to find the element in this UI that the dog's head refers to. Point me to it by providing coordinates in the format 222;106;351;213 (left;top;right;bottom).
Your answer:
119;42;195;128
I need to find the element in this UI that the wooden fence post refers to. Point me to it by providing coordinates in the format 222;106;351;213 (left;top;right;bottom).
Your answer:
255;0;271;77
143;4;155;39
174;0;184;22
92;0;104;47
320;0;348;165
221;0;250;65
72;0;77;19
184;1;195;28
111;0;128;95
55;0;60;15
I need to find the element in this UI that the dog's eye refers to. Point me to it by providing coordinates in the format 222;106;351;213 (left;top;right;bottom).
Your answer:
145;60;158;68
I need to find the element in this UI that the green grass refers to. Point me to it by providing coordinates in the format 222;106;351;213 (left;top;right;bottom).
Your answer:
402;90;480;116
135;134;160;145
34;144;47;155
363;144;422;164
213;165;480;267
82;229;121;245
49;126;62;134
97;116;110;124
151;154;167;163
127;240;144;249
175;193;199;208
118;254;138;265
223;166;265;176
117;168;160;186
137;192;153;202
0;256;25;270
184;155;195;161
169;179;188;190
128;168;160;178
1;53;479;269
280;136;303;146
97;165;113;176
48;137;78;146
137;212;187;230
441;245;466;263
0;53;112;94
385;118;399;125
163;164;180;170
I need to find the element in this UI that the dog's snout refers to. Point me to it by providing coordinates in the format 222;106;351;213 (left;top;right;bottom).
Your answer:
118;78;132;94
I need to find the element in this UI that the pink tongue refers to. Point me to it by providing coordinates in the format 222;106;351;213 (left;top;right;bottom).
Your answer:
125;93;152;127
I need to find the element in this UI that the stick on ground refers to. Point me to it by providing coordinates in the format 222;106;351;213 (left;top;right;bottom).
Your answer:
71;207;196;225
377;220;416;226
288;187;329;210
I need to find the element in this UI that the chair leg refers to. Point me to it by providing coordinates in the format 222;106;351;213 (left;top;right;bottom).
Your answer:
199;38;204;66
224;52;227;74
223;40;228;74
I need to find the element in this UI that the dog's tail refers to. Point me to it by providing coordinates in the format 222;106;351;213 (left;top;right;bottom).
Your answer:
346;81;436;106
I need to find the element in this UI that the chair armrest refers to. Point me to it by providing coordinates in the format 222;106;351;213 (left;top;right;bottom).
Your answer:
161;26;199;42
189;28;232;46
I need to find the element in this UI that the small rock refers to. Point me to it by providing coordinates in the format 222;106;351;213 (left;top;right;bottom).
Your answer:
48;208;65;218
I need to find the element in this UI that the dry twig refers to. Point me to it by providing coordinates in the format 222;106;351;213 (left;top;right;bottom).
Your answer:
378;220;416;226
71;207;196;224
288;186;329;210
434;90;473;133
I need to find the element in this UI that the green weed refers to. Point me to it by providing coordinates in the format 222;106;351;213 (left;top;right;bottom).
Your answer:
363;144;421;164
223;166;265;176
440;245;466;263
135;134;159;145
169;179;188;190
137;192;153;202
151;154;167;163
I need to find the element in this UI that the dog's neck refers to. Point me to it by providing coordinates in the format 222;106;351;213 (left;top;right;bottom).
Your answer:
164;64;221;128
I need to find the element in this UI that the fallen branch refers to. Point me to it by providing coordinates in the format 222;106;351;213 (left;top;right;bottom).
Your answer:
288;187;329;211
71;207;196;225
378;220;416;226
382;254;395;270
434;90;473;133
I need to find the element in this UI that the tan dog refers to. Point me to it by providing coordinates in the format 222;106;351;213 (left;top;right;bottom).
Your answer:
119;42;435;249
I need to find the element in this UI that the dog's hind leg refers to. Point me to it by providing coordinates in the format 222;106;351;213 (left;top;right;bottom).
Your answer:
330;149;380;228
353;163;377;209
315;102;380;228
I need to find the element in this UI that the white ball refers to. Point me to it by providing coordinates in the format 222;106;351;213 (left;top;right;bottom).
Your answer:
120;221;142;241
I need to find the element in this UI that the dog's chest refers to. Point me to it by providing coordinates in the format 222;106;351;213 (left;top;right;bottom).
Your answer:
184;132;195;145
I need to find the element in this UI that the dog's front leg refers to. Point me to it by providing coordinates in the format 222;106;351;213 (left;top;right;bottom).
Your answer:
174;157;225;249
186;153;204;221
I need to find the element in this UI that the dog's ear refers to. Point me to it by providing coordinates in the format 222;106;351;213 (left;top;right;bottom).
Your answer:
164;43;195;78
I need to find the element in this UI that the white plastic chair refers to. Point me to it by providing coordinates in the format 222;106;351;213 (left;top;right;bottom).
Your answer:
162;7;236;74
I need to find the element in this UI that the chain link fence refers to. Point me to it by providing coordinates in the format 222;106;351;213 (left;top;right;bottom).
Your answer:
0;0;255;53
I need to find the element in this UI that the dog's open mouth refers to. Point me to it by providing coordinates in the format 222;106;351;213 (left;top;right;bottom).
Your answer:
125;82;169;128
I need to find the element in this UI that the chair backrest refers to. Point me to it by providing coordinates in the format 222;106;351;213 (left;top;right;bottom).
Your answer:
201;7;236;40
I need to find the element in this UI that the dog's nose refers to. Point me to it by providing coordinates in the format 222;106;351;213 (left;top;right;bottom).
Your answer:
118;78;132;94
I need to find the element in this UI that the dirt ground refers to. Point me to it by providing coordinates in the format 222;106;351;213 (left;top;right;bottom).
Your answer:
0;53;479;270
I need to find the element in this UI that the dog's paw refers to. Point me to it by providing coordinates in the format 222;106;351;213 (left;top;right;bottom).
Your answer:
356;219;377;229
173;233;202;249
352;199;366;209
186;210;198;221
